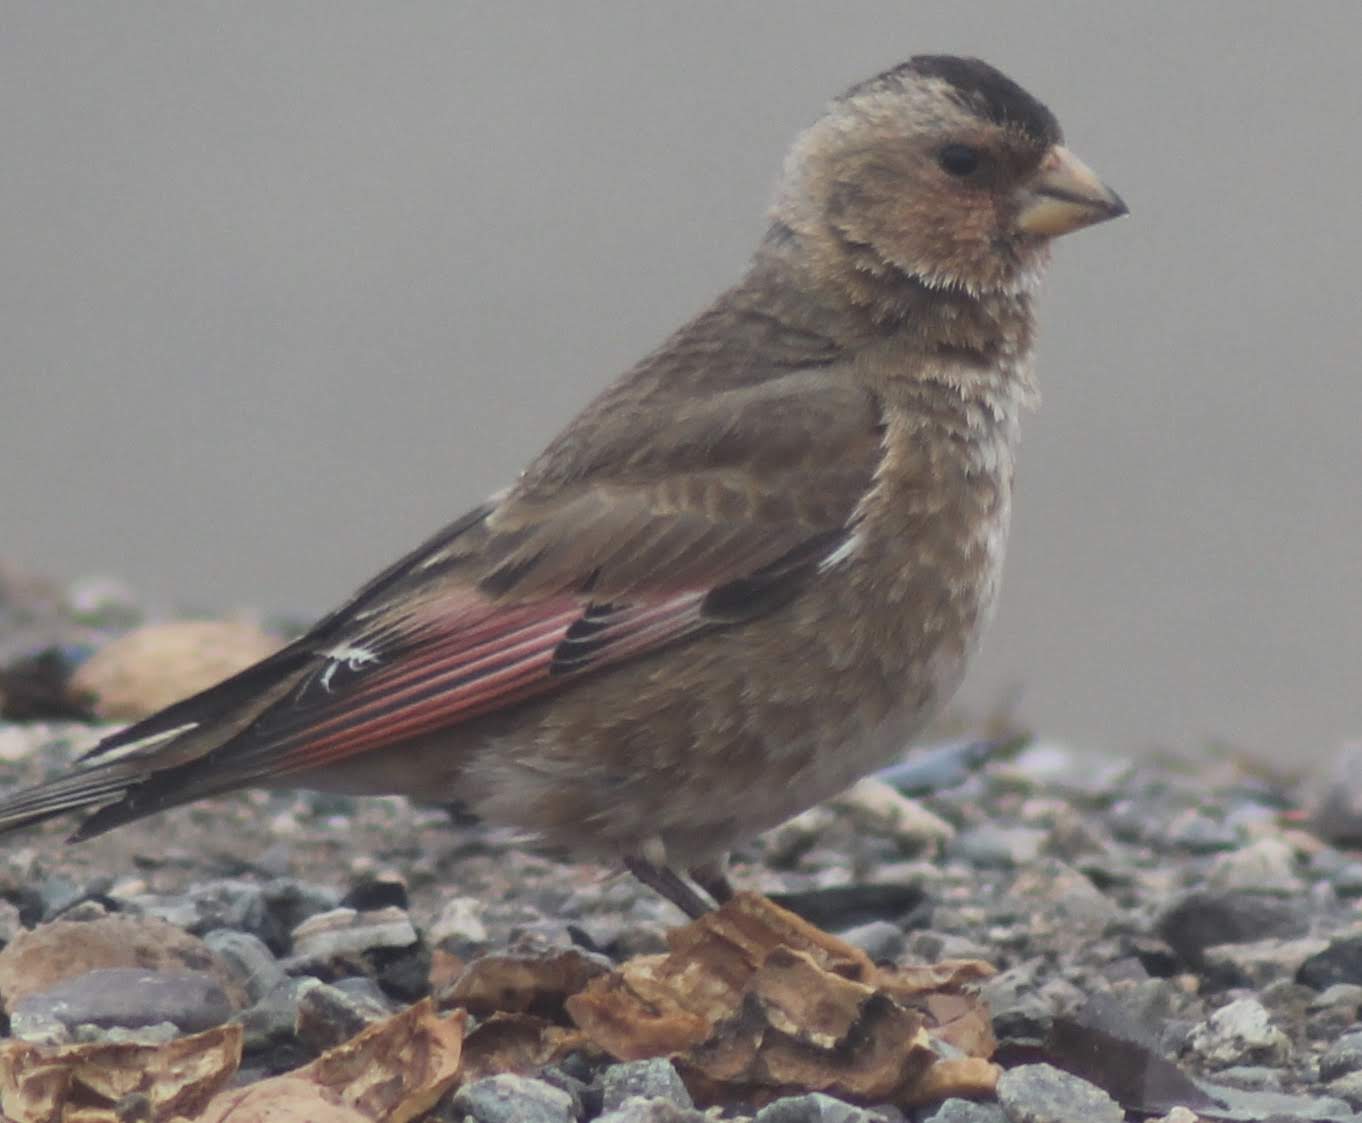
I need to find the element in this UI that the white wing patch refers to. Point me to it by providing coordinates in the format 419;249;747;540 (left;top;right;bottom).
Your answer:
318;643;381;693
85;722;200;763
818;531;863;573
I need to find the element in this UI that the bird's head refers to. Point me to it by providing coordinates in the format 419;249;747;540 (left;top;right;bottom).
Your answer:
774;55;1127;298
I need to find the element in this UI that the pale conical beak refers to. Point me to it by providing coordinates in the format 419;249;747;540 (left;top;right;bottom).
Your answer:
1015;145;1128;237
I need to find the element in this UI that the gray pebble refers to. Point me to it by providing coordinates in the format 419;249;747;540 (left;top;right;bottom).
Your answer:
1187;998;1292;1068
1322;1032;1362;1080
601;1058;692;1111
951;825;1047;867
596;1099;709;1123
837;919;906;962
0;897;23;944
189;879;268;930
921;1100;1007;1123
1157;891;1307;967
428;895;490;951
36;874;84;919
995;1063;1124;1123
1214;1064;1284;1091
1206;837;1305;895
203;928;287;1003
450;1073;577;1123
262;877;342;935
289;904;417;963
296;978;391;1051
1327;1071;1362;1109
1163;808;1240;853
234;976;322;1051
753;1092;892;1121
1300;934;1362;989
10;967;231;1037
1202;935;1330;988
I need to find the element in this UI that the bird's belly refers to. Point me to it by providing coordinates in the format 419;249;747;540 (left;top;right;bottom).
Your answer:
459;492;1011;865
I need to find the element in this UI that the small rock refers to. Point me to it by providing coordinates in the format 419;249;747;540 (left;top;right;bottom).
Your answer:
1308;742;1362;846
1333;865;1362;898
1157;891;1307;967
1001;741;1133;798
1299;934;1362;989
0;915;243;1010
234;976;322;1052
596;1099;710;1123
754;1091;887;1121
451;1073;577;1123
1187;998;1292;1068
921;1100;1007;1123
1007;859;1118;939
1148;1110;1200;1123
764;807;837;867
1328;1071;1362;1109
69;618;280;720
262;878;341;939
534;1064;590;1119
203;929;286;1004
188;880;278;945
1312;983;1362;1013
1163;808;1240;852
952;824;1047;867
995;1063;1123;1123
429;895;490;950
601;1059;693;1111
875;737;1000;795
829;777;955;851
295;979;390;1052
0;898;22;945
289;905;417;962
1206;837;1305;894
1202;935;1330;988
1214;1065;1283;1091
340;872;409;912
1322;1032;1362;1080
837;919;905;962
9;967;230;1039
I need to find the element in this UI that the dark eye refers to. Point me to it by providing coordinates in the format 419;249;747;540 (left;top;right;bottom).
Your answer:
937;144;981;177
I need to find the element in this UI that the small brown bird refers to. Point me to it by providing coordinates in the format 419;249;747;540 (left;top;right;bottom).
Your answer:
0;57;1125;916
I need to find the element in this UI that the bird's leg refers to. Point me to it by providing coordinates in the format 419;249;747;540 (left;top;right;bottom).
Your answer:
688;858;734;904
624;856;713;919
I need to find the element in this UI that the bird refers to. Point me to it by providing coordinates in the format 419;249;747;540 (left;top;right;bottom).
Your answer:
0;56;1125;917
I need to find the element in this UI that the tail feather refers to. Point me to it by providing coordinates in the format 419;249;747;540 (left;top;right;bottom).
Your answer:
0;760;141;836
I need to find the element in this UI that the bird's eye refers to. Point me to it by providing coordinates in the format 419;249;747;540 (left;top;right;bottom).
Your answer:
937;144;981;177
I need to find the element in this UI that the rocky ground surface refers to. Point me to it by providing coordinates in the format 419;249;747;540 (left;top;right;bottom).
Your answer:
1;564;1360;1122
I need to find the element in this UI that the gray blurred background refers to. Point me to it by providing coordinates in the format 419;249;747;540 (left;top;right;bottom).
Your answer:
2;3;1358;766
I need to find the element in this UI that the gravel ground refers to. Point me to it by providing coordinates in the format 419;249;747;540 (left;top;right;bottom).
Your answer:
1;567;1360;1122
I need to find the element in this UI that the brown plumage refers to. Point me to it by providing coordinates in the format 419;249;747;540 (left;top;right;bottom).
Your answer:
0;57;1125;916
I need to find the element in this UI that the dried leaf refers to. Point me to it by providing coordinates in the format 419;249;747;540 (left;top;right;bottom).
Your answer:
0;1023;241;1123
188;1001;464;1122
301;998;464;1123
427;947;466;995
568;892;997;1108
440;949;609;1019
898;1057;1001;1106
460;1013;591;1082
190;1077;369;1123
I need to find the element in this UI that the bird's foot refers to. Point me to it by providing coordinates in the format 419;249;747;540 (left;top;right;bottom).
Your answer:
624;855;714;919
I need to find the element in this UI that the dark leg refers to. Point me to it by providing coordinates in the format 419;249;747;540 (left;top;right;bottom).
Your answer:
624;856;713;918
688;858;735;904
